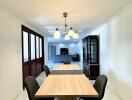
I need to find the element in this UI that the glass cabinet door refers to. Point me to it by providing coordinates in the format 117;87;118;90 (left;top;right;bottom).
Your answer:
87;36;99;64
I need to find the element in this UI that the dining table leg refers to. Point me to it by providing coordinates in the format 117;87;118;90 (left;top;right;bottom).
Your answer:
56;96;77;100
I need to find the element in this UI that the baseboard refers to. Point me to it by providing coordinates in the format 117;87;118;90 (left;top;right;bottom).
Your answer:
107;85;124;100
12;90;23;100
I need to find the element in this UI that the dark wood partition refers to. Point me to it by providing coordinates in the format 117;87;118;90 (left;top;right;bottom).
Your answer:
21;25;44;88
83;35;99;80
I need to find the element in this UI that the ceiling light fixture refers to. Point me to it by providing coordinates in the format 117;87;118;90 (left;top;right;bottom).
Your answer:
54;28;61;39
53;12;79;40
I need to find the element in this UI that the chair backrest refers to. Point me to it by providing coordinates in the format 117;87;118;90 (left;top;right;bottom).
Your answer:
44;65;50;77
63;61;71;64
93;75;108;99
25;76;40;100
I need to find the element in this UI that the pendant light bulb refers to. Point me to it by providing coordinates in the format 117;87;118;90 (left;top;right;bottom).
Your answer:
67;27;75;37
54;28;61;39
64;35;70;40
73;32;79;39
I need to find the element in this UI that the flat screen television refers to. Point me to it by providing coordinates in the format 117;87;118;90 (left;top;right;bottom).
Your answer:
60;48;68;54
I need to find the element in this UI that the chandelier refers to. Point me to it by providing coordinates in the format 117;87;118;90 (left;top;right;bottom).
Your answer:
54;12;79;40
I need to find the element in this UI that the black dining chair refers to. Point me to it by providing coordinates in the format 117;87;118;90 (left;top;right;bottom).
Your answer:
63;61;71;64
80;75;108;100
44;65;51;77
25;76;54;100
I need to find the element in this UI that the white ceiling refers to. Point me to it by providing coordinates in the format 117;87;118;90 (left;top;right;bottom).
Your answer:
0;0;131;41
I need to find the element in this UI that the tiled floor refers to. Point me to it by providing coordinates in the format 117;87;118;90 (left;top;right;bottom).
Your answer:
16;72;121;100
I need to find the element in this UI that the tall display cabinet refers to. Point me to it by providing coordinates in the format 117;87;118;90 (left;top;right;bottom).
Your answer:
83;35;99;80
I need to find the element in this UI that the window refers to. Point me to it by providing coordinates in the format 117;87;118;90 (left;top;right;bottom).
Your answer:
40;38;42;57
23;31;29;62
36;36;39;59
31;34;35;60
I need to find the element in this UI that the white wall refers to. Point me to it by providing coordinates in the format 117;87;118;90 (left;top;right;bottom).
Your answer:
49;42;80;55
82;3;132;100
0;8;46;100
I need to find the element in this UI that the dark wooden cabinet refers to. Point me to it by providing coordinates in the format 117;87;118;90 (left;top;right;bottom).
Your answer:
83;35;99;80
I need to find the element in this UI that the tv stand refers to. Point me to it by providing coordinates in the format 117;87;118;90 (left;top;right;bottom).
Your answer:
51;54;80;63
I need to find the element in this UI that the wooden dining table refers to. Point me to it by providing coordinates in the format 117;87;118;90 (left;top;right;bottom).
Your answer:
35;64;98;100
